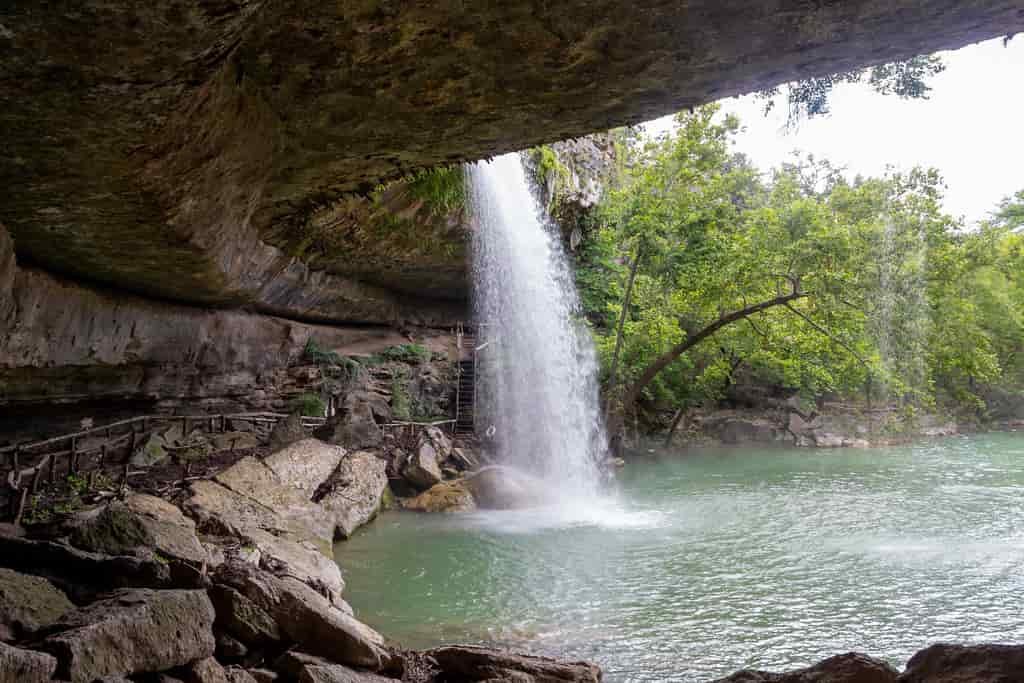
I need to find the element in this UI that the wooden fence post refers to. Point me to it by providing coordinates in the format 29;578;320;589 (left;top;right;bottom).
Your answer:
69;437;78;475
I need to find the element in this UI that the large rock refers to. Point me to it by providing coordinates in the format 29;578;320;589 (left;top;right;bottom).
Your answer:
465;467;548;510
42;588;215;682
209;585;282;646
263;439;346;500
401;449;443;491
268;413;310;453
275;651;398;683
713;653;898;682
0;568;74;641
427;645;601;683
0;641;58;683
216;564;392;672
401;480;476;513
238;528;344;603
0;535;172;592
318;396;383;451
186;657;231;683
419;426;452;462
319;451;389;539
899;643;1024;682
67;493;208;566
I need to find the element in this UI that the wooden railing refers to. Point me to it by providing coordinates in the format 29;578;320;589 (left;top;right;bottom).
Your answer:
1;411;326;525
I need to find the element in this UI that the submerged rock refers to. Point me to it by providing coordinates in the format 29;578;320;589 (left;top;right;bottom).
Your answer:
0;568;74;642
400;480;476;513
42;588;215;682
319;451;389;539
712;652;898;683
426;644;601;682
899;643;1024;682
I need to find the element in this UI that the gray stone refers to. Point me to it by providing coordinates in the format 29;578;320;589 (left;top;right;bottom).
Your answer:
268;413;310;453
0;568;73;641
718;418;780;445
401;448;442;491
319;451;388;538
216;631;249;659
213;431;261;452
466;467;548;510
225;668;261;683
427;645;601;683
42;589;215;682
240;528;343;602
0;535;172;590
130;432;170;467
276;651;398;683
318;396;383;451
246;668;279;683
263;439;346;500
0;641;58;683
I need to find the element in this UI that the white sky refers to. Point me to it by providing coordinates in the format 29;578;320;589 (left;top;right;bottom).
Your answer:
643;37;1024;225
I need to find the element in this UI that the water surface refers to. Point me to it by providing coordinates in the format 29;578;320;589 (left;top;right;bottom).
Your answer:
336;434;1024;681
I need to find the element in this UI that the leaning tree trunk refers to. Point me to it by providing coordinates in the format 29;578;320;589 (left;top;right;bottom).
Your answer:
606;244;643;401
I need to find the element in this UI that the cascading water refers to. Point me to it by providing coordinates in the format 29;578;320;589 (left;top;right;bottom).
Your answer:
467;153;607;501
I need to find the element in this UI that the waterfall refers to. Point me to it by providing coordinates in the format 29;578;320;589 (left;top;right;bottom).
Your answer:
467;153;607;500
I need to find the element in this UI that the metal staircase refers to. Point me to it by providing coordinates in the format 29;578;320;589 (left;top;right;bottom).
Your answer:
454;324;477;437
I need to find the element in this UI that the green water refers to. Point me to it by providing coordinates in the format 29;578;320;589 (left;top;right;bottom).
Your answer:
335;433;1024;682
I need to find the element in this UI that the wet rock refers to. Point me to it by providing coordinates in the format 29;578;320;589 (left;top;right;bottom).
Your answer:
0;568;74;641
427;644;601;683
449;446;480;471
319;451;389;539
466;466;547;510
401;448;442;491
712;652;898;683
0;641;58;683
899;643;1024;683
268;413;310;452
263;439;346;500
0;535;172;591
42;588;215;682
67;493;208;566
186;656;231;683
400;480;476;513
209;585;282;646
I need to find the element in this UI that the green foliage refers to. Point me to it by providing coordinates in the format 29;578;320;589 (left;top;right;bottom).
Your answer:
586;103;1024;431
371;343;432;365
390;367;412;421
399;166;467;217
757;55;945;127
291;392;326;417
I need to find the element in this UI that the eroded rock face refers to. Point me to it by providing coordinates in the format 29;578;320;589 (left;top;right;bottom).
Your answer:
42;588;216;682
898;643;1024;683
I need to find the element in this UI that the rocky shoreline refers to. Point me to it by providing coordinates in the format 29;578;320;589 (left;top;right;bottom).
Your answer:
2;420;1022;682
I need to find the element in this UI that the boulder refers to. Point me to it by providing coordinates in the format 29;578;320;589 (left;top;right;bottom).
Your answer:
246;669;279;683
899;643;1024;682
225;668;261;683
465;467;548;510
216;631;249;659
186;657;231;683
236;528;344;604
0;568;74;641
275;651;399;683
449;446;480;471
263;439;346;500
130;432;170;467
401;449;443;491
712;652;898;683
268;413;310;452
209;585;282;646
216;564;391;671
0;535;171;591
212;432;261;452
317;396;383;450
419;426;452;462
0;641;58;683
319;451;389;539
67;493;208;566
401;480;476;513
42;588;215;682
185;480;288;540
427;645;601;683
